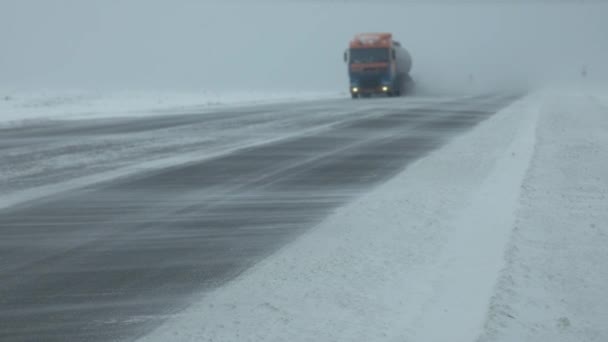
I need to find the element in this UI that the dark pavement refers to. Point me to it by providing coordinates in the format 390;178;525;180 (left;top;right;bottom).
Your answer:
0;94;518;341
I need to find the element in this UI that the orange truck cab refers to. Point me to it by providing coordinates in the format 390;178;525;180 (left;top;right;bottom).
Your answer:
344;33;412;98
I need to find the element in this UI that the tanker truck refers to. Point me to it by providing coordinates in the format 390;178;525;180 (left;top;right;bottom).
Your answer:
344;33;412;98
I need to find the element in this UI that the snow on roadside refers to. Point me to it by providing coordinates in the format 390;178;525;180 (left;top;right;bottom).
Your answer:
409;97;539;341
0;90;340;127
138;93;543;341
478;89;608;342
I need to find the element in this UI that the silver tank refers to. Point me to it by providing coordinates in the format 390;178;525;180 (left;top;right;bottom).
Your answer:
393;42;412;76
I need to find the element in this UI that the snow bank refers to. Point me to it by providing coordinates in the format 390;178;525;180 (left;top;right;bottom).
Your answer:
0;90;339;127
478;88;608;342
138;92;543;341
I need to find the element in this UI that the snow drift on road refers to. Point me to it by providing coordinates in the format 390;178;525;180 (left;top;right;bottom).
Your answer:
0;94;473;213
137;87;608;342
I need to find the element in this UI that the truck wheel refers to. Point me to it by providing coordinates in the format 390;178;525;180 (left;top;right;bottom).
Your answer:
351;93;359;99
393;84;402;97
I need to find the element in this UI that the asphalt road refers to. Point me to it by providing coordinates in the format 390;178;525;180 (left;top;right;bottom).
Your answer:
0;94;518;341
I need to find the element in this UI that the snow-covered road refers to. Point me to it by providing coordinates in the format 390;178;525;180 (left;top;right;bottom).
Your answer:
2;89;607;342
0;93;514;341
0;94;463;209
137;88;608;342
136;93;538;342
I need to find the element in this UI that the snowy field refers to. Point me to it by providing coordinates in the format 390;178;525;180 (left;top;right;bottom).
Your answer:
0;90;340;127
136;87;608;342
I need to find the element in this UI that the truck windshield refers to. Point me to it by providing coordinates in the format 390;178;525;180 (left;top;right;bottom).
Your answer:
349;48;389;64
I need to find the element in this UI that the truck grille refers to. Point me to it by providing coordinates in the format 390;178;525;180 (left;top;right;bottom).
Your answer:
358;79;381;88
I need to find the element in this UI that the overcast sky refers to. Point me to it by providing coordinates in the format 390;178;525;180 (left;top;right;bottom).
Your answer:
1;0;607;94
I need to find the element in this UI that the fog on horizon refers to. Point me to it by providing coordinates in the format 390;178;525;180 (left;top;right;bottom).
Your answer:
1;0;607;95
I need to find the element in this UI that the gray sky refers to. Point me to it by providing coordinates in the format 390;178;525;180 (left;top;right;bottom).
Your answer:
1;0;607;93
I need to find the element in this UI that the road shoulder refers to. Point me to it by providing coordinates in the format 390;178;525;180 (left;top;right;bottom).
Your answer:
478;89;608;342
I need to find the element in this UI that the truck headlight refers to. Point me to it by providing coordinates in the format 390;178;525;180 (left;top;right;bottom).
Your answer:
352;87;359;93
382;86;389;92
